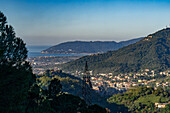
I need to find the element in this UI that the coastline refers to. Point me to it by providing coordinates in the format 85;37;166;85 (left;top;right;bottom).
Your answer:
28;51;88;58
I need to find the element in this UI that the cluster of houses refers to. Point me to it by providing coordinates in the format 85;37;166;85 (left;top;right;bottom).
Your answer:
31;64;169;97
73;69;170;96
34;67;170;108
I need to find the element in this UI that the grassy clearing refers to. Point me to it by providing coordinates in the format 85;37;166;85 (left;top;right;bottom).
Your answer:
134;94;160;105
135;94;169;105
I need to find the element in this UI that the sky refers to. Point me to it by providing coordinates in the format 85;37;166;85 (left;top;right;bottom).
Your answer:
1;0;170;45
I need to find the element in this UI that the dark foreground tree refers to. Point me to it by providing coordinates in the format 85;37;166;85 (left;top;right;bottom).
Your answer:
0;11;36;113
49;78;62;98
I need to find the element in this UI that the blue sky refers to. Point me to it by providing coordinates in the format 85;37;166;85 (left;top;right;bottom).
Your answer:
1;0;170;45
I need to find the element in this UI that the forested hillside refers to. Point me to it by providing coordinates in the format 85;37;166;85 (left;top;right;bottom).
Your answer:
62;28;170;74
42;38;143;54
107;87;170;113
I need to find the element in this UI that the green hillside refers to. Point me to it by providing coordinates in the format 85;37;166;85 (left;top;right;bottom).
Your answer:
42;38;143;54
107;86;170;113
62;28;170;74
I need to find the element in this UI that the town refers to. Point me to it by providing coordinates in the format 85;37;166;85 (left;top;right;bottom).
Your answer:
71;69;170;96
28;56;169;97
27;56;81;74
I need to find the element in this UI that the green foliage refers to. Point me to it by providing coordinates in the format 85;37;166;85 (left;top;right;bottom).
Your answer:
37;71;131;112
0;11;36;113
0;64;35;113
28;84;40;101
135;95;161;105
50;94;87;113
161;104;170;113
38;76;52;88
29;77;108;113
108;86;170;112
48;78;62;98
62;28;170;74
0;12;27;67
87;104;109;113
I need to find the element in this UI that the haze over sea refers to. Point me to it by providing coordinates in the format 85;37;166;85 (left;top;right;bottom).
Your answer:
27;45;85;57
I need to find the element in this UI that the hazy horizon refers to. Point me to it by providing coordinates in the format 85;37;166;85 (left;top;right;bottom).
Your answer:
1;0;170;45
26;36;143;46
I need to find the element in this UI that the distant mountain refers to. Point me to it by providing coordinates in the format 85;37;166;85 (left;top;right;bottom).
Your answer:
42;37;143;54
62;28;170;74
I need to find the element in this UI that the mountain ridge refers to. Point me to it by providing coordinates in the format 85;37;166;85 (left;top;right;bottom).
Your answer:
42;37;143;54
62;28;170;74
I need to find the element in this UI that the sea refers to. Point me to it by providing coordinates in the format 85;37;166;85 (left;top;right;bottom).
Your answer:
27;45;86;57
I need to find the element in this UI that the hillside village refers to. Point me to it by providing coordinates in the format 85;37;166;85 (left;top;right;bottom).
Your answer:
71;69;170;96
33;61;169;97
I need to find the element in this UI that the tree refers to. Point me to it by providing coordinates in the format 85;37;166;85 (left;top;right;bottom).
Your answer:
0;11;27;67
0;11;35;113
49;78;62;98
28;84;40;103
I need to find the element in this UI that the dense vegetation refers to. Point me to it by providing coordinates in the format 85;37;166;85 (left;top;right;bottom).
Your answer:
62;28;170;74
107;86;170;113
27;78;108;113
37;70;130;113
42;38;143;54
0;11;36;112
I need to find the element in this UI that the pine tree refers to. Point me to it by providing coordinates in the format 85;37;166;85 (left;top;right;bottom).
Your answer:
0;11;35;113
0;11;27;67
